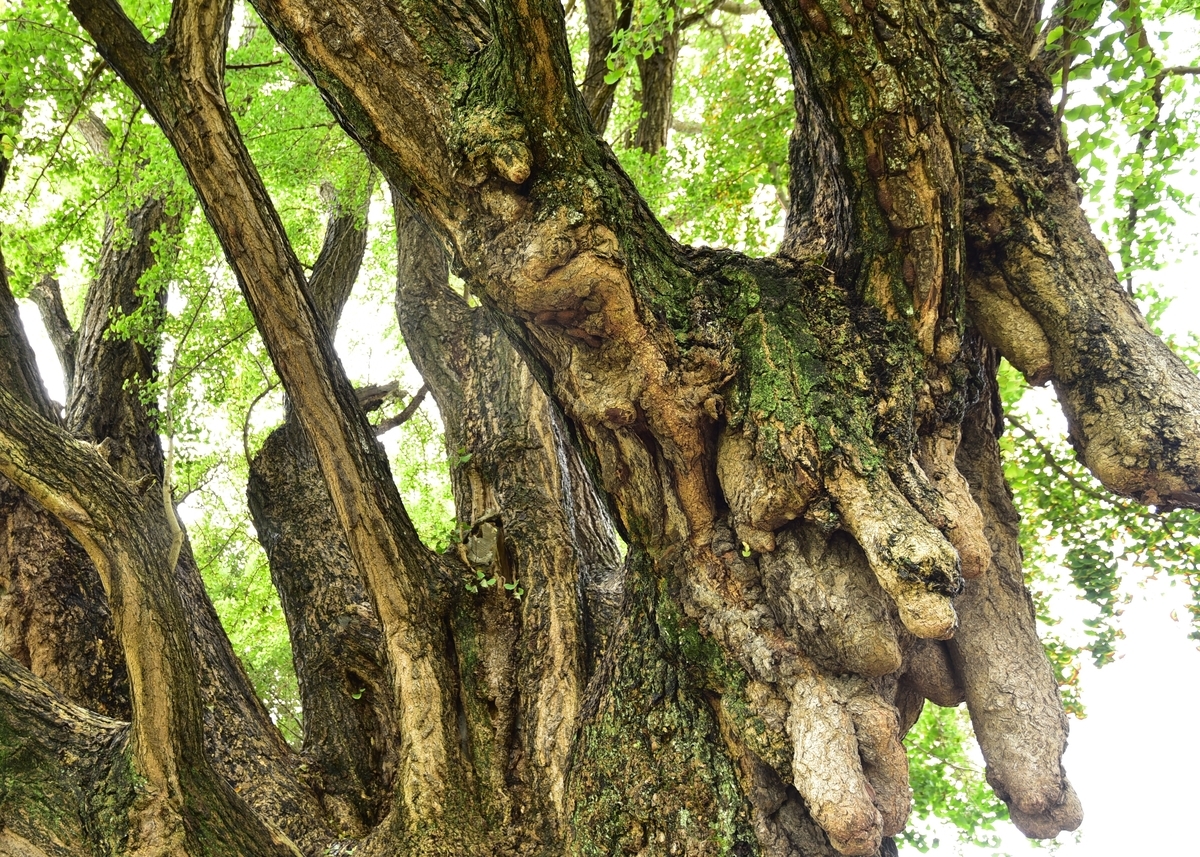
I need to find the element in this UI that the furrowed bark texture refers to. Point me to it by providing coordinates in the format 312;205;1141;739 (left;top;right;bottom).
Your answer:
248;194;399;837
3;190;328;850
392;198;625;850
0;386;297;856
70;0;478;848
0;653;132;856
22;0;1192;852
942;0;1200;509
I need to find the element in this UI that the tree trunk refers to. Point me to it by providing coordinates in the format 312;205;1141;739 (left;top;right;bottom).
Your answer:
247;189;400;836
4;0;1198;854
581;0;632;135
391;198;626;850
633;20;679;155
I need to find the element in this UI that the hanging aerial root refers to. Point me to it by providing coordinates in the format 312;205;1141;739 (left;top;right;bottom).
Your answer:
915;433;991;579
785;668;882;856
759;524;902;677
1007;781;1084;839
833;677;910;837
951;397;1083;838
952;562;1083;834
826;464;960;639
901;638;963;708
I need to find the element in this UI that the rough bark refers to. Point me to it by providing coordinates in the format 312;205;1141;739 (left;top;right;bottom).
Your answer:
951;335;1083;836
69;0;477;847
633;21;679;154
0;386;297;856
0;652;131;856
22;0;1194;853
0;474;129;719
65;198;171;484
392;197;624;848
248;191;399;837
944;0;1200;509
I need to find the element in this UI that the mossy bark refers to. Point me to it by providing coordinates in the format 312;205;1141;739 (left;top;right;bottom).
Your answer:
6;0;1195;854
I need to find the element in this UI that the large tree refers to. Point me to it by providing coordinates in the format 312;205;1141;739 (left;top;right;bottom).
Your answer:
1;0;1198;855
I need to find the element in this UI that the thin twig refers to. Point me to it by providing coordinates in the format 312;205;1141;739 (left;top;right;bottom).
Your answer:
242;380;281;466
374;384;429;436
168;323;256;389
226;60;284;70
1005;412;1111;503
23;58;107;207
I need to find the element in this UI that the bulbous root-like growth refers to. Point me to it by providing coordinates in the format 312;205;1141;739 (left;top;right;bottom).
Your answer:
51;0;1200;852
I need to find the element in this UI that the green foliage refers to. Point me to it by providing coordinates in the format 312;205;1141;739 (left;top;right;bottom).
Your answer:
610;9;791;251
1001;358;1200;674
603;0;679;85
188;486;303;746
900;704;1009;852
383;404;458;555
1050;0;1200;289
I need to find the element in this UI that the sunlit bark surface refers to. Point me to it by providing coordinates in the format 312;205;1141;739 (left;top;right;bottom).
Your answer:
2;0;1198;854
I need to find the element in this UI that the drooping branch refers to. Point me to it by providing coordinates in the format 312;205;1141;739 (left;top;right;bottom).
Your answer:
945;0;1200;509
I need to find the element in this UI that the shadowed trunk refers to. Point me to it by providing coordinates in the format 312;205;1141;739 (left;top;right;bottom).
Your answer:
581;0;632;134
247;188;400;836
633;19;679;155
391;197;625;849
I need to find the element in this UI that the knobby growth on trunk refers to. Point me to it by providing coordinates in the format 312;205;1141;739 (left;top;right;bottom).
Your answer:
2;0;1198;855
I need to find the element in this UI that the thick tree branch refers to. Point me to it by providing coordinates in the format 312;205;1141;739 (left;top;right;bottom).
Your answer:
949;0;1200;509
0;387;296;856
73;0;473;840
28;274;76;395
307;180;370;334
